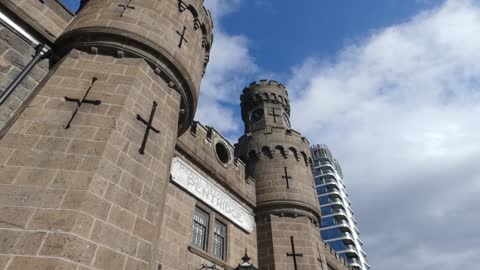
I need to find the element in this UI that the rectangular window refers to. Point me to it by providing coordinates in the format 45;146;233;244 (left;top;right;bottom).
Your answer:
213;220;227;260
191;208;209;250
190;205;230;262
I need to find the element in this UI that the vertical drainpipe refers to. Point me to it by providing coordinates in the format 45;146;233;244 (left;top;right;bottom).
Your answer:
0;9;53;106
0;43;51;105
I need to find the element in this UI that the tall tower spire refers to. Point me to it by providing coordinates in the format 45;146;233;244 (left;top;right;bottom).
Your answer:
237;80;327;269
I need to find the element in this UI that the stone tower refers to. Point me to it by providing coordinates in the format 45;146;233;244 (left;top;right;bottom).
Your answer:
237;80;326;270
0;0;212;269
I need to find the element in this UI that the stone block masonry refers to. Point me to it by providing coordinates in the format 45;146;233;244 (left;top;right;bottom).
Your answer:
60;0;213;133
237;80;351;270
0;25;49;133
1;0;74;41
0;49;181;270
156;179;258;270
0;1;355;269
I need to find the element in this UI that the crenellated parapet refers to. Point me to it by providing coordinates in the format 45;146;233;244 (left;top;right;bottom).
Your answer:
237;129;314;169
55;0;214;135
237;130;319;219
243;79;287;93
237;79;320;224
237;77;350;269
176;121;256;207
177;0;214;75
178;0;214;44
240;80;291;126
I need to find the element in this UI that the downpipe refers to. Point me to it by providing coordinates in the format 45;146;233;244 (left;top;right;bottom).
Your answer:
0;43;51;105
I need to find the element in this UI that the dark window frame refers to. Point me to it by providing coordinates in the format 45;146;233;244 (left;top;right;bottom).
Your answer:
213;220;227;260
192;207;209;251
191;202;229;262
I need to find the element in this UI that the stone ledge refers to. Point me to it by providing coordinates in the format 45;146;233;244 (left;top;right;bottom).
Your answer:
187;245;234;270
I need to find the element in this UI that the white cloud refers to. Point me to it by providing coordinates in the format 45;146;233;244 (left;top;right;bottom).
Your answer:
287;0;480;269
196;0;258;134
203;0;241;19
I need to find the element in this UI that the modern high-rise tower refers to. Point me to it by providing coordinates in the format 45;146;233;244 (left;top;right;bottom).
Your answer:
311;145;370;270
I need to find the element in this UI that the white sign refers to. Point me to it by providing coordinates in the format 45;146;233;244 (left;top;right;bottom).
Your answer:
170;157;254;233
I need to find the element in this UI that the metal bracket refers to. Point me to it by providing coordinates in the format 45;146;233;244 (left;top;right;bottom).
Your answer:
199;263;218;270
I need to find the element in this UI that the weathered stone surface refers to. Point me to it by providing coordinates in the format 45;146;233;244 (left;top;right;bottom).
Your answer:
107;205;135;232
0;2;352;270
8;257;77;270
0;166;20;184
12;231;46;255
0;25;51;132
0;206;33;229
61;190;111;220
93;246;126;270
39;233;96;264
90;220;131;253
27;209;78;231
0;255;10;270
14;168;57;186
1;0;74;39
0;185;65;208
51;171;94;189
0;230;21;253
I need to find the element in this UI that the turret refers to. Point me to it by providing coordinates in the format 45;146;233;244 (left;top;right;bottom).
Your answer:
237;80;320;223
0;1;214;269
237;80;328;269
240;80;291;133
56;0;214;134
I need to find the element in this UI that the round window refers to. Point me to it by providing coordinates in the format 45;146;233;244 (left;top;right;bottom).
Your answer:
215;142;231;164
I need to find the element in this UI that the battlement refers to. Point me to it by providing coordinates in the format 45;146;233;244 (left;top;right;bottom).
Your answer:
176;121;256;207
57;0;215;135
240;80;291;121
237;128;314;169
243;80;287;94
177;0;214;49
184;121;242;167
202;5;215;34
241;80;289;102
245;144;313;168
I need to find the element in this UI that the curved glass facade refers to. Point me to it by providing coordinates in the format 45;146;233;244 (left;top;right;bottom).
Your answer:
311;144;371;270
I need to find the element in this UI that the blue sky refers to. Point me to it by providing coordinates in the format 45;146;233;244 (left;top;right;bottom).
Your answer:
221;0;440;75
63;0;440;78
63;1;480;270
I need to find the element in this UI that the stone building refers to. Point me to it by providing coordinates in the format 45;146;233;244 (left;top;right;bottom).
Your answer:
0;1;354;269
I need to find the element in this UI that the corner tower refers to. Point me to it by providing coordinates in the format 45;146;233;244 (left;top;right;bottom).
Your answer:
59;0;214;133
237;80;327;269
0;1;213;269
